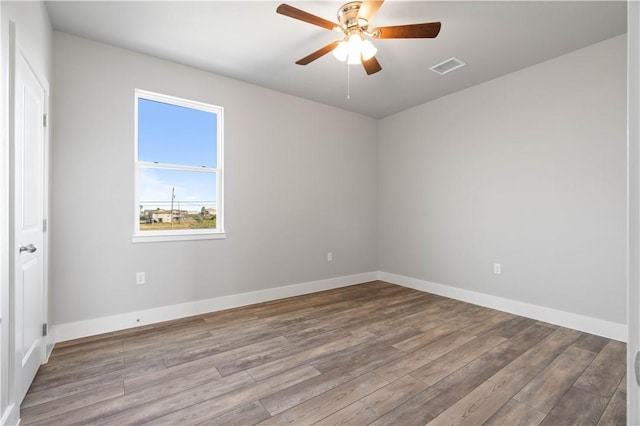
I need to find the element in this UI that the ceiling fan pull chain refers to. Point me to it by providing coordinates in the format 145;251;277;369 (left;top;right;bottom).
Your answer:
347;62;351;100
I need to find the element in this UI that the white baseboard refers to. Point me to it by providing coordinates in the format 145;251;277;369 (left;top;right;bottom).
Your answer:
53;270;626;344
44;329;55;363
379;271;627;342
53;271;378;343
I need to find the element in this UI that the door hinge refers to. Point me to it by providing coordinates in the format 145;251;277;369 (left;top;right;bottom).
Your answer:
42;323;48;337
43;114;47;127
43;218;47;232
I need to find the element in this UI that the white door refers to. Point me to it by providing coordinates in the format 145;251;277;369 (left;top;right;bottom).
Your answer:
13;48;46;404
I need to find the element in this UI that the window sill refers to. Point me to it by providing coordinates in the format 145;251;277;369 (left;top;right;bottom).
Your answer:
132;231;227;243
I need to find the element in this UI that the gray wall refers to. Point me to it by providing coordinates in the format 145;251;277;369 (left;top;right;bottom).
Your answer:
51;32;378;325
378;35;627;325
52;30;627;330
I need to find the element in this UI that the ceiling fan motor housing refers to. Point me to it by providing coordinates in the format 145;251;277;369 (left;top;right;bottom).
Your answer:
338;2;367;30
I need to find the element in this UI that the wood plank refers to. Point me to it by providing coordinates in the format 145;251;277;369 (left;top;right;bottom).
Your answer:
618;373;627;392
53;324;153;348
30;366;225;425
163;334;291;368
23;369;125;408
484;399;546;426
121;331;219;367
317;376;427;425
486;316;538;339
426;358;542;425
307;327;416;373
371;357;503;426
46;339;124;363
259;365;371;416
311;339;405;375
514;346;596;413
281;326;353;348
144;366;322;425
214;340;293;377
93;370;258;425
20;382;123;425
512;327;581;369
409;334;506;385
247;331;375;381
571;332;611;354
124;355;223;394
426;380;513;425
197;401;271;425
540;386;610;425
479;323;557;369
597;389;626;425
374;330;476;382
461;310;516;336
257;372;388;426
573;340;627;398
485;359;542;394
351;316;420;337
391;321;462;352
28;357;126;392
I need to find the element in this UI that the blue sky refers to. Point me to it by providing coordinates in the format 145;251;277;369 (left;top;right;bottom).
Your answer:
138;98;218;212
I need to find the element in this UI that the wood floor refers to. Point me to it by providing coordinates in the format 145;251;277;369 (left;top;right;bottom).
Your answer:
21;281;626;425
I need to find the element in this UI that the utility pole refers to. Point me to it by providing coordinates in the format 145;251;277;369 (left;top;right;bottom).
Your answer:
170;187;175;230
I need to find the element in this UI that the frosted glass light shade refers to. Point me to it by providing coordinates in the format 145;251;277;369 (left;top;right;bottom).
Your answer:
361;39;377;60
332;41;348;62
346;33;363;64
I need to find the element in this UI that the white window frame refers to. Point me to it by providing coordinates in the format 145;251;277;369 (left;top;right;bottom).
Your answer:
132;89;225;243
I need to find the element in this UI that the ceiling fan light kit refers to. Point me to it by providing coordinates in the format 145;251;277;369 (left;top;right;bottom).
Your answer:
333;33;377;64
276;0;441;75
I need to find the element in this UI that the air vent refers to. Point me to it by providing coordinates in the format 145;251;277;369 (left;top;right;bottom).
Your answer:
430;57;466;75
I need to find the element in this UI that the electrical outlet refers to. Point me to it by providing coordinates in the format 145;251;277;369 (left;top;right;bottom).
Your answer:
136;272;146;285
327;252;333;262
493;263;502;275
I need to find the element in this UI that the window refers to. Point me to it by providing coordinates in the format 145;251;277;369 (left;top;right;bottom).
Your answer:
133;90;224;242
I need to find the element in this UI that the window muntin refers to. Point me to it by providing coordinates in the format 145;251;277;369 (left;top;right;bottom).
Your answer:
134;90;224;241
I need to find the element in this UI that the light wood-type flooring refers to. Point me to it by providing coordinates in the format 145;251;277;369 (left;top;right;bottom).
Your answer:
21;281;626;425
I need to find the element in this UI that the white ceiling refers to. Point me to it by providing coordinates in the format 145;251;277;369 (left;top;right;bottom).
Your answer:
45;1;627;119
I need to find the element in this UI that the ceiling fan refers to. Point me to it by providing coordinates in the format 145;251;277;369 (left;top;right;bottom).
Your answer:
276;0;441;75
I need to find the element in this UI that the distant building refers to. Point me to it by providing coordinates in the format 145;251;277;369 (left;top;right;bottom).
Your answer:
144;209;187;223
202;208;217;216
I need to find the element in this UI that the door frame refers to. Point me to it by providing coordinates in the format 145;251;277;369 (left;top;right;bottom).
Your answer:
628;1;640;424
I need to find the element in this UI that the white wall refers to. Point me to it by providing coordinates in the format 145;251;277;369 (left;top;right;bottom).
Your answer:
51;32;378;327
0;1;51;423
378;35;627;327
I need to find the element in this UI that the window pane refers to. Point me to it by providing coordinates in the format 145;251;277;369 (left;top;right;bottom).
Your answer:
139;168;218;231
138;98;217;168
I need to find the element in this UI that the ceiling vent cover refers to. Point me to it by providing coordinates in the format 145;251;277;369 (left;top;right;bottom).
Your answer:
430;57;466;75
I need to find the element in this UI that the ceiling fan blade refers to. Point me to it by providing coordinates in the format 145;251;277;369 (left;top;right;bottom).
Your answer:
372;22;441;39
276;4;338;31
358;0;384;23
362;56;382;75
296;41;341;65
